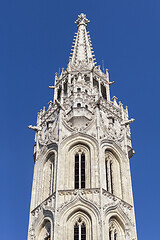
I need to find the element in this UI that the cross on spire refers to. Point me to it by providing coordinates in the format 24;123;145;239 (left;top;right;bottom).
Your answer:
75;13;90;28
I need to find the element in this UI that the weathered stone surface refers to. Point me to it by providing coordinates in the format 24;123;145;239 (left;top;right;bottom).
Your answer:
27;13;137;240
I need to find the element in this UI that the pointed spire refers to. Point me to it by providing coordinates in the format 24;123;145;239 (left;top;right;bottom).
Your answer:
69;14;96;68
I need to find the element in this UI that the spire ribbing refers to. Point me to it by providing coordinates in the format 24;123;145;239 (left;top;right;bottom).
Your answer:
69;14;96;67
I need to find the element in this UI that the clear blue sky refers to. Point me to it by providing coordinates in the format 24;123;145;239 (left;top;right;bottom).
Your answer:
0;0;159;239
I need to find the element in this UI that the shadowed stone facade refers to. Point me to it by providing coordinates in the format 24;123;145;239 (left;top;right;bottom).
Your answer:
27;14;137;240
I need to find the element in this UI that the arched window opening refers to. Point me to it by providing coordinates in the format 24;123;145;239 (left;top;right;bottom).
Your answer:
93;78;99;91
69;144;90;190
57;86;62;101
38;220;51;240
109;230;112;240
110;161;113;194
64;81;68;96
74;218;86;240
101;84;107;99
85;105;88;109
77;103;81;107
42;153;55;201
74;223;79;240
114;232;117;240
66;210;92;240
109;217;125;240
75;152;85;189
84;75;90;83
75;154;79;189
105;150;122;197
81;223;86;240
77;88;81;93
105;160;108;191
81;153;85;189
105;158;113;194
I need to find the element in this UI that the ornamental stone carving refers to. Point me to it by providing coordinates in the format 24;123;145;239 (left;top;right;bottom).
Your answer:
27;14;137;240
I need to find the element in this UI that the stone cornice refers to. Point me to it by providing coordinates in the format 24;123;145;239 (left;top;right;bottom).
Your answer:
31;193;56;216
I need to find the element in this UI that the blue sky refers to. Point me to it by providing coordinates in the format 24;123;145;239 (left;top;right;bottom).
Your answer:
0;0;160;239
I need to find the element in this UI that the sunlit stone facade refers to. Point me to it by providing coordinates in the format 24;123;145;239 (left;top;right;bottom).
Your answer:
27;14;137;240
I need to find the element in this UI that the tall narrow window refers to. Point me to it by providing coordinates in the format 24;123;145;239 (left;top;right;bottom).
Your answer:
109;217;125;240
81;223;86;240
109;230;112;240
75;152;85;189
38;220;51;240
64;82;68;96
114;232;117;240
81;153;85;189
105;160;108;191
74;223;79;240
105;158;113;194
74;220;86;240
110;162;113;194
57;87;62;101
42;153;55;201
101;84;107;99
75;154;79;189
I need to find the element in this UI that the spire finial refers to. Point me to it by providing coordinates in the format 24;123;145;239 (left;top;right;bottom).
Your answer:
75;13;90;28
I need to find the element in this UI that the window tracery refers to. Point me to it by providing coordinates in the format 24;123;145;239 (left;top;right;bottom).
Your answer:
109;217;125;240
74;218;86;240
68;144;90;190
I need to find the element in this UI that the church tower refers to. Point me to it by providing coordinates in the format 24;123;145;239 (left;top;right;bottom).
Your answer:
28;14;137;240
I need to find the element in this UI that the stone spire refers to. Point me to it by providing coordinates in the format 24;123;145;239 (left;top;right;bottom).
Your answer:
69;13;96;67
27;14;138;240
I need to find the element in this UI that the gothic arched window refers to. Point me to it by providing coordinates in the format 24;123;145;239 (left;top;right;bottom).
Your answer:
64;81;68;96
101;84;107;99
109;229;117;240
109;217;125;240
105;158;113;194
75;152;85;189
66;210;92;240
74;218;86;240
105;151;122;198
42;153;55;201
57;86;62;101
38;220;51;240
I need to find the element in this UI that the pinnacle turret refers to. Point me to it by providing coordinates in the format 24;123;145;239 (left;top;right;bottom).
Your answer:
69;14;96;67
